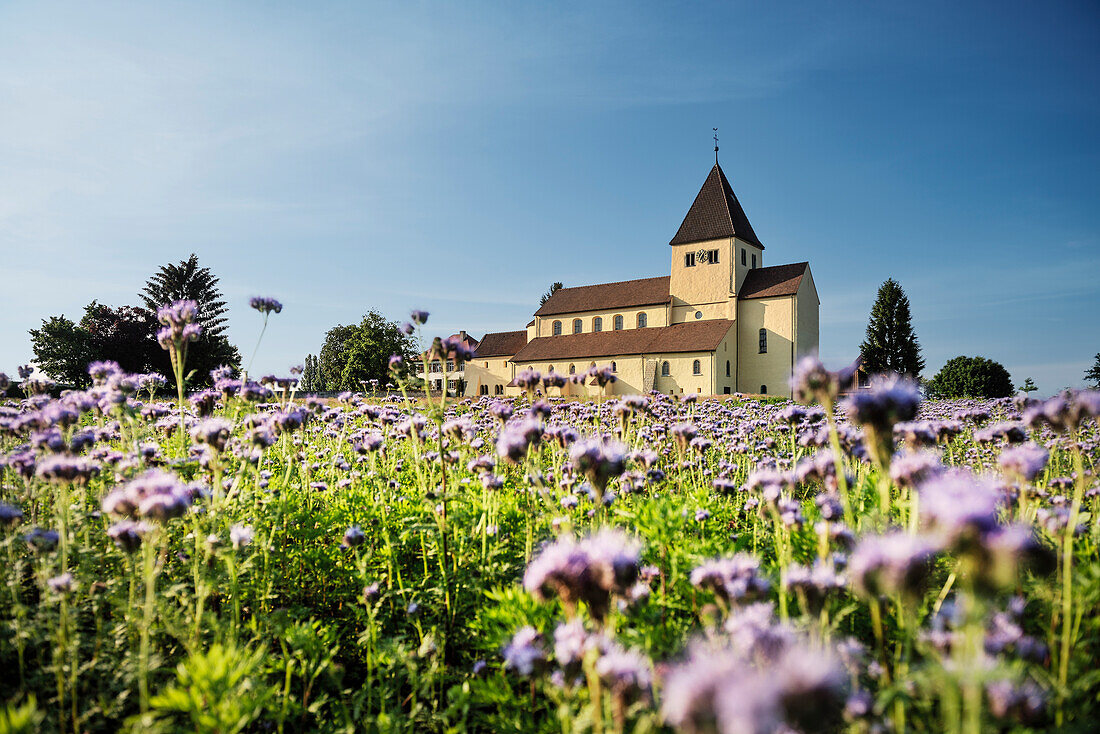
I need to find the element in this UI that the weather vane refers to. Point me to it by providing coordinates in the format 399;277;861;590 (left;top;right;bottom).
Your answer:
713;128;719;164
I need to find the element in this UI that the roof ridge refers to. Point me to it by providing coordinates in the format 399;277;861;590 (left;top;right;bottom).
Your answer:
554;274;669;292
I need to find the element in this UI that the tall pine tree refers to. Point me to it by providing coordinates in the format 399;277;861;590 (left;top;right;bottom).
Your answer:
859;278;925;379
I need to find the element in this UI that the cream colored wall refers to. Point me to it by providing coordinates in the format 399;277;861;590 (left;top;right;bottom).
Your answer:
737;295;795;398
670;300;736;324
462;358;514;397
535;305;668;337
669;237;733;306
732;238;764;294
795;269;819;361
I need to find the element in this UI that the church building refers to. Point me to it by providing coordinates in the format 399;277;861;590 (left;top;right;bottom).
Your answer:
462;160;819;399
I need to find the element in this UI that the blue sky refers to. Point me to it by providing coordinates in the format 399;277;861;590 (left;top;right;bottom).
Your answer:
1;0;1097;394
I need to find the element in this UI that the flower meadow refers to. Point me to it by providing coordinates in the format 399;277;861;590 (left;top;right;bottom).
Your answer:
0;304;1098;733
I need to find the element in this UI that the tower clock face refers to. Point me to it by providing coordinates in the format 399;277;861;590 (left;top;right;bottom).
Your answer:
696;249;709;263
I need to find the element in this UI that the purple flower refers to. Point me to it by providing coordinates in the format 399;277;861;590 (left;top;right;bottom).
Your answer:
410;310;429;326
502;626;547;676
0;503;23;527
568;437;627;494
848;532;939;600
107;520;150;553
596;643;652;701
47;572;75;594
524;529;640;622
843;374;921;462
191;417;233;451
997;444;1049;482
35;455;100;485
918;470;1003;548
249;296;283;314
342;526;366;548
690;555;771;605
230;524;254;550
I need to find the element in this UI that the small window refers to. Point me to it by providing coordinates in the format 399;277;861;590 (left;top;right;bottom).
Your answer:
552;320;562;336
573;319;582;334
752;254;757;269
484;361;489;368
494;384;503;395
480;385;488;395
708;249;719;263
637;312;647;328
613;314;623;331
695;310;703;320
684;253;696;267
569;364;576;375
611;361;617;372
726;360;730;377
692;359;701;375
661;361;670;377
761;385;767;395
548;365;554;374
741;249;746;266
593;317;603;332
446;360;455;371
759;328;767;354
723;387;731;394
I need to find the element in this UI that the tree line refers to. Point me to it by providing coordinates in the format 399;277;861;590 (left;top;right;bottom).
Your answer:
30;254;239;388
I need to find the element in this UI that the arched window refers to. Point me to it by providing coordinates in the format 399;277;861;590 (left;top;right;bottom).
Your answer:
548;365;554;374
573;319;582;334
611;361;617;372
726;360;731;377
758;328;767;354
613;314;623;331
494;384;503;395
569;364;576;375
661;361;670;377
479;385;488;395
637;312;647;328
760;385;767;395
552;320;562;336
692;359;701;375
593;317;603;332
741;249;746;266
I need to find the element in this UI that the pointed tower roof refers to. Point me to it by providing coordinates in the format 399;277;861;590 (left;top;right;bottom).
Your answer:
669;163;764;249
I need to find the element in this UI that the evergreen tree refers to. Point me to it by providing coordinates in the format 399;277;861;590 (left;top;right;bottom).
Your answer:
140;254;229;337
139;254;240;384
1018;377;1038;395
540;282;564;307
1085;353;1100;388
859;278;925;378
300;354;320;392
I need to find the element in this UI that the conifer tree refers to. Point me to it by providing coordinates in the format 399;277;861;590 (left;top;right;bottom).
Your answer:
859;278;925;379
1085;354;1100;388
141;254;229;338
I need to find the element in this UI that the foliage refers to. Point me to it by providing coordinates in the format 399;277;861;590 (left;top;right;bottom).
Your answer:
859;278;925;378
1019;377;1038;395
27;315;93;387
539;282;563;307
145;643;273;734
300;354;321;392
139;254;241;385
28;301;234;388
140;254;229;339
926;354;1015;398
317;310;416;391
0;349;1097;732
1086;353;1100;388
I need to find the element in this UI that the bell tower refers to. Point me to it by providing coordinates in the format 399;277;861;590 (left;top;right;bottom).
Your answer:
668;162;764;318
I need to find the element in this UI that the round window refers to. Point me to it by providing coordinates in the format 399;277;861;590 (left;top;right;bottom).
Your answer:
694;310;703;320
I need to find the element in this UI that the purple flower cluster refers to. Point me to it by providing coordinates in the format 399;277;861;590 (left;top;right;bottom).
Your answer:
156;299;202;350
523;529;641;621
101;469;204;522
249;296;283;314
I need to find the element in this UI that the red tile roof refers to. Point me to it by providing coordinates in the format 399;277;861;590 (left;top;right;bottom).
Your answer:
474;330;528;358
534;276;670;317
670;163;764;249
738;262;808;299
512;319;734;362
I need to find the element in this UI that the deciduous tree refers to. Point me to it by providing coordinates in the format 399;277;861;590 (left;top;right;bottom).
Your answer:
317;311;415;392
927;355;1014;398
